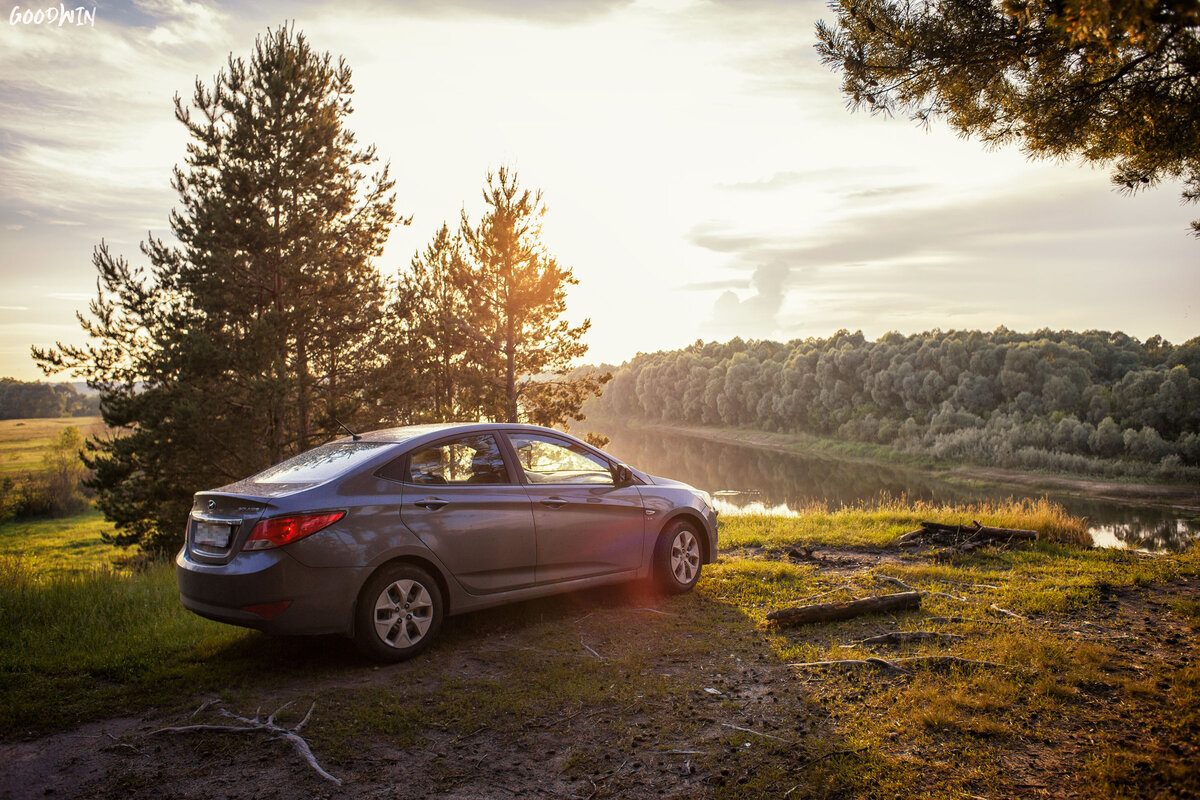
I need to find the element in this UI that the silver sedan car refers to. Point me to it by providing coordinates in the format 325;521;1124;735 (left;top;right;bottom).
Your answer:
176;422;718;661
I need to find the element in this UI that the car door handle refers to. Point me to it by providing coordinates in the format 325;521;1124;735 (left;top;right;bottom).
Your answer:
414;497;449;510
539;496;568;509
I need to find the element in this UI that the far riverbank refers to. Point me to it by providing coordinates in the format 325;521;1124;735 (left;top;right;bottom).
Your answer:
591;420;1200;516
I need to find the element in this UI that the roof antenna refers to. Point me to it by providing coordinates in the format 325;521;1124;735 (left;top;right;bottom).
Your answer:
334;418;362;441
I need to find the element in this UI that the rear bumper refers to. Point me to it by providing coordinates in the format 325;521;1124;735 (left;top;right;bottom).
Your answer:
175;547;362;636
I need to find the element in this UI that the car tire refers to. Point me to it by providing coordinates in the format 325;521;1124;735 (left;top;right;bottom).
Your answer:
654;519;703;594
354;563;444;662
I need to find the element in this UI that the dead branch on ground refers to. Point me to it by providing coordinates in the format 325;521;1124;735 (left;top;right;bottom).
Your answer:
898;520;1038;551
766;591;920;626
847;630;966;647
790;655;1002;673
581;640;607;660
152;701;341;785
722;722;793;743
989;603;1025;619
874;574;968;602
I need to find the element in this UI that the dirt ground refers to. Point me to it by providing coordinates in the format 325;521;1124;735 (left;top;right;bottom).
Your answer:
2;547;1197;800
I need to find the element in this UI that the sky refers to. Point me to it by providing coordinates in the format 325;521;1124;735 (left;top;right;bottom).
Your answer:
1;0;1196;382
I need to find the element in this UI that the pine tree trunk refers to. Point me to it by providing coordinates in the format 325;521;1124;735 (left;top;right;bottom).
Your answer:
269;269;284;465
297;333;310;451
505;313;516;423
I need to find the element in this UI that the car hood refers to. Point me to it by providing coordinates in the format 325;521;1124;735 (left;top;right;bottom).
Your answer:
646;474;699;491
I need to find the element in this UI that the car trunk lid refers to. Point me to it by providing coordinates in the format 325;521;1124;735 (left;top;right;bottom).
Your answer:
186;492;272;564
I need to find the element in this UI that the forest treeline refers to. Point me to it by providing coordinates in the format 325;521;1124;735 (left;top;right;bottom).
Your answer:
585;329;1200;480
0;378;99;420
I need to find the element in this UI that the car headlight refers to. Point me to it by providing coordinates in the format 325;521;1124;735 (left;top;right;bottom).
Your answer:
691;489;713;509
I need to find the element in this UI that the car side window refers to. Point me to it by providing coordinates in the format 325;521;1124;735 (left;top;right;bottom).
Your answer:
406;434;512;485
506;433;613;485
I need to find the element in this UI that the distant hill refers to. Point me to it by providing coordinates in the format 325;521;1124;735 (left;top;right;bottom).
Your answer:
0;378;101;419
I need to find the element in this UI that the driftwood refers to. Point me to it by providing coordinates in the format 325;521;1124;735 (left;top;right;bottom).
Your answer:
898;520;1038;551
153;702;341;785
767;591;920;626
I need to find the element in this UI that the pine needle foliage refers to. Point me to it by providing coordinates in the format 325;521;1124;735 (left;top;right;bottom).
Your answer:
33;25;398;552
816;0;1200;235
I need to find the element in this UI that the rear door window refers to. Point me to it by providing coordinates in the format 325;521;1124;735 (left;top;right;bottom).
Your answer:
405;434;512;485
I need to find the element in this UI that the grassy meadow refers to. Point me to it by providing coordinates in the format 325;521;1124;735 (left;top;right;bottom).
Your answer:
0;416;107;479
0;419;1196;798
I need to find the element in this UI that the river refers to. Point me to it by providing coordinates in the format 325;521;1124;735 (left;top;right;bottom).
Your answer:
592;424;1200;553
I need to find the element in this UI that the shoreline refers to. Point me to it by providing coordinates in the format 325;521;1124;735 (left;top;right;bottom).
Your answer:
599;420;1200;514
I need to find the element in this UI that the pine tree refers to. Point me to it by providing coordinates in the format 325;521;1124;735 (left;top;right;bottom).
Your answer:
33;25;398;552
387;223;477;422
455;168;610;425
816;0;1200;235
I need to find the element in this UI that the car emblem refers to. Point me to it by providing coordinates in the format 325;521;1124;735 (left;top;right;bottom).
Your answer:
208;500;216;510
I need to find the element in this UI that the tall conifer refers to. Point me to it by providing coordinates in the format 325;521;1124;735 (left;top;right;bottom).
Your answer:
456;168;610;425
34;25;398;552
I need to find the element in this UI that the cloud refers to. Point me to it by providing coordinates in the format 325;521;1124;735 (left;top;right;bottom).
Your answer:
717;171;812;192
138;0;231;47
706;260;793;338
678;277;750;291
690;179;1200;342
843;183;930;200
341;0;635;25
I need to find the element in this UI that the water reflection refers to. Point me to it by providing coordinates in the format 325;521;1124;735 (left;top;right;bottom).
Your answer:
1090;519;1200;553
596;425;1200;553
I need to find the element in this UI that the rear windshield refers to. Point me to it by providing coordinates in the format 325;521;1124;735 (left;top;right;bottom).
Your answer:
251;442;390;485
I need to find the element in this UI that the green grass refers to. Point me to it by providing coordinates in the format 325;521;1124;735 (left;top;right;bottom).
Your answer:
718;495;1090;549
2;497;1197;799
0;416;106;478
0;509;369;737
0;508;126;576
694;513;1200;799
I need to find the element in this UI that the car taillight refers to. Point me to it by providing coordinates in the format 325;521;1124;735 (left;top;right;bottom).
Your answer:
241;600;292;619
242;511;345;551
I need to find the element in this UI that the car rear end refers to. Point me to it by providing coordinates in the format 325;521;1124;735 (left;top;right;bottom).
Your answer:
176;490;364;635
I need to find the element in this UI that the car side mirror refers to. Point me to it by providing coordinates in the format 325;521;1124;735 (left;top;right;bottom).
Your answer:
611;464;634;487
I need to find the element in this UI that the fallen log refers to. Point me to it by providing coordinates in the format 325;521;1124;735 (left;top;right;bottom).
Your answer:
767;591;920;626
898;520;1039;551
920;521;1038;540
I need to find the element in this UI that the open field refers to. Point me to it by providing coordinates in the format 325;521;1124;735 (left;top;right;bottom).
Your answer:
0;416;106;479
0;509;126;577
1;503;1196;799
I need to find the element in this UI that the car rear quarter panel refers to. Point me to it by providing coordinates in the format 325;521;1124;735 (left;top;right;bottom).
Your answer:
280;472;478;617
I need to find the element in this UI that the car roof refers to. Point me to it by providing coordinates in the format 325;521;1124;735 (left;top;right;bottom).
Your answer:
340;422;580;445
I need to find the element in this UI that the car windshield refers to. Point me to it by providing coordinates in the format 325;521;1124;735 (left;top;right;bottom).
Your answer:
251;442;390;485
